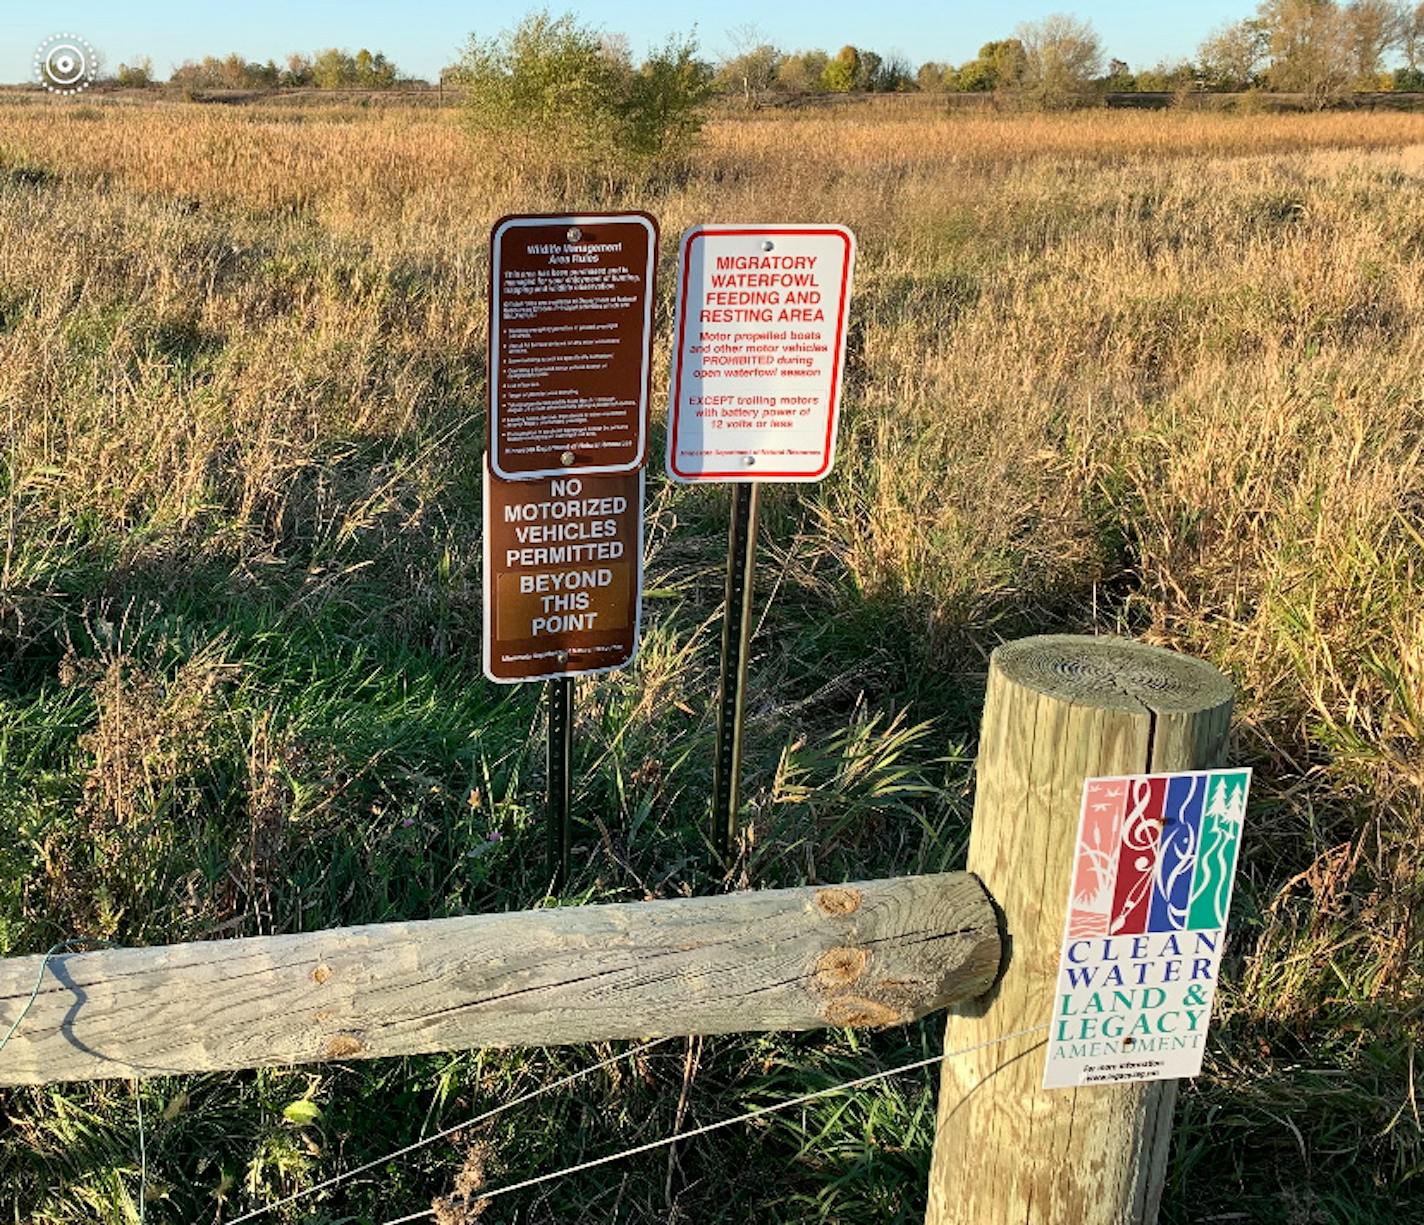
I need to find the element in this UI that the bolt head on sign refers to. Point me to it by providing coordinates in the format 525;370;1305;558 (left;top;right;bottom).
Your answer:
483;458;644;684
667;224;856;483
489;212;658;481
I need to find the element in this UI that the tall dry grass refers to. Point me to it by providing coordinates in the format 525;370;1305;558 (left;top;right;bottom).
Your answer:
3;99;1424;221
0;96;1420;1218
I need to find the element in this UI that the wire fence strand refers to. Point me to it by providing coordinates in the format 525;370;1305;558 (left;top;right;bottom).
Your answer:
0;939;114;1057
132;1077;146;1225
376;1022;1053;1225
3;948;1047;1225
227;1036;679;1224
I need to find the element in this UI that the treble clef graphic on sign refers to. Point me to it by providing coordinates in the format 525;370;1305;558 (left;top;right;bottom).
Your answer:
1108;777;1161;936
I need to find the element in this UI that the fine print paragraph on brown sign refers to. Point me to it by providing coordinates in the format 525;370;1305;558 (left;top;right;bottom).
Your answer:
483;462;644;684
489;212;658;481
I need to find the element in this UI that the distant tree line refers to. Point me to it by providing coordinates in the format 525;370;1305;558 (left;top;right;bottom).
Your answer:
440;3;1424;184
111;48;407;91
713;1;1424;109
1194;0;1424;101
715;29;917;105
105;1;1424;108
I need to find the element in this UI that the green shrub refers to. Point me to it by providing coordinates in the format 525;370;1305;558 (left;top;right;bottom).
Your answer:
455;12;709;176
946;40;1027;93
822;46;859;93
311;47;399;89
780;50;831;95
621;36;711;160
116;58;154;89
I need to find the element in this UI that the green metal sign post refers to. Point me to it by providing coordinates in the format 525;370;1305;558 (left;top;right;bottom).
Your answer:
711;483;761;861
547;676;574;889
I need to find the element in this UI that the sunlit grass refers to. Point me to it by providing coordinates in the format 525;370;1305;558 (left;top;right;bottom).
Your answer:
0;97;1419;1221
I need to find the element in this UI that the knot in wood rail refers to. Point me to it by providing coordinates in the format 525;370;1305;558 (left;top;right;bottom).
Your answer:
812;886;862;916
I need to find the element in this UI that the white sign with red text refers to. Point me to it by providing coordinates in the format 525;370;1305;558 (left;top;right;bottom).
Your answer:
667;224;856;483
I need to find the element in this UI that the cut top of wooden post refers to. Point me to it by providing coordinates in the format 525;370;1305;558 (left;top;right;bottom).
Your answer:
992;633;1235;774
992;633;1234;714
0;873;1000;1086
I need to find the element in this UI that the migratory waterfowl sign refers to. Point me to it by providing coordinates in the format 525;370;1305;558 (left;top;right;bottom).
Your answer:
1043;768;1251;1089
489;212;658;481
483;461;644;683
667;224;855;483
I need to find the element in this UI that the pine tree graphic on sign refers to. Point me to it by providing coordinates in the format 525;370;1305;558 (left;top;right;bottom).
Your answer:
1187;771;1247;930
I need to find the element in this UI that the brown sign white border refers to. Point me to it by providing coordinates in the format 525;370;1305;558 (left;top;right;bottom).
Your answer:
482;459;645;685
489;211;659;482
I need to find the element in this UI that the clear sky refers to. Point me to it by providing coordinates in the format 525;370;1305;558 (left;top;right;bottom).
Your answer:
3;2;1255;85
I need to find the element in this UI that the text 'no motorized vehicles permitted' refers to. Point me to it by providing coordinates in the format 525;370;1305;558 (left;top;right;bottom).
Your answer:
483;462;643;683
490;212;657;480
668;224;855;483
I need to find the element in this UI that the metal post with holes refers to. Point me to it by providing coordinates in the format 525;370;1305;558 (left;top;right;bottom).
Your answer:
547;675;573;889
711;482;761;860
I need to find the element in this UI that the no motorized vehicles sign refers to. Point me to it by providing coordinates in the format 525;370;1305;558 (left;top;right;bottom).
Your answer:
483;460;643;683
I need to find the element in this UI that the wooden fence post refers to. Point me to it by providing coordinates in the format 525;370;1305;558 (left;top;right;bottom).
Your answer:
925;635;1234;1225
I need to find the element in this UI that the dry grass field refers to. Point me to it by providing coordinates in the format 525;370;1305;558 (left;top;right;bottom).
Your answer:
0;96;1421;1222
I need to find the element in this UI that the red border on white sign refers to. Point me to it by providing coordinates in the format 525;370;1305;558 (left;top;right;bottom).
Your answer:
667;225;855;483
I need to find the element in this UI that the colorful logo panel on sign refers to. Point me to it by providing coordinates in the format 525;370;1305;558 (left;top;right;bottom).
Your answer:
1068;771;1247;940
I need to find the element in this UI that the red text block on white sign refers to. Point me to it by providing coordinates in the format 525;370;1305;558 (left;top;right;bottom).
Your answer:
667;225;856;483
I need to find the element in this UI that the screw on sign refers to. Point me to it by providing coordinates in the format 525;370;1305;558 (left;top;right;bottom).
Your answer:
489;212;658;481
665;224;857;859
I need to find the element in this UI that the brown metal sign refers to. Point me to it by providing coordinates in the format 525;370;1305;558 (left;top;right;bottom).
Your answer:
489;212;658;481
483;460;643;683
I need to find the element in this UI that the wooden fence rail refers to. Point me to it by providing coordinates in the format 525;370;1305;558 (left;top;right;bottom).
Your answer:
1;633;1237;1225
0;873;999;1087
